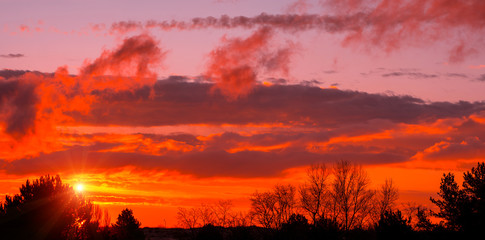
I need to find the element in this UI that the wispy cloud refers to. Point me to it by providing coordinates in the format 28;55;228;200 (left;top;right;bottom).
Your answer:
0;53;24;58
477;74;485;82
469;65;485;69
84;0;485;62
446;73;468;78
381;72;438;79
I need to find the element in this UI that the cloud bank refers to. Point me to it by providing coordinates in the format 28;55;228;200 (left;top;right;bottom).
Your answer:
2;72;485;177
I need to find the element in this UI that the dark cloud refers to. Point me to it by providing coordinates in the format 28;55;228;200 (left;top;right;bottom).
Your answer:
266;78;288;85
2;69;485;177
446;73;468;78
477;74;485;82
419;137;485;162
80;34;164;80
0;69;49;79
300;79;322;86
105;13;362;34
381;72;438;79
0;54;24;58
0;79;38;138
0;136;409;177
165;75;190;82
71;79;485;128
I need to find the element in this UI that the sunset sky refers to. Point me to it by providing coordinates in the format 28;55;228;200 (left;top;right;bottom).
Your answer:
1;0;485;227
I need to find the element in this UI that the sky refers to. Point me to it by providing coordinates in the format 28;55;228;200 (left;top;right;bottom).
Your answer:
1;0;485;227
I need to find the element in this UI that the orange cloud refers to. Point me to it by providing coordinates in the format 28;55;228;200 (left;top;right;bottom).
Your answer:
227;142;291;153
206;27;293;99
0;34;165;160
80;33;164;91
469;65;485;69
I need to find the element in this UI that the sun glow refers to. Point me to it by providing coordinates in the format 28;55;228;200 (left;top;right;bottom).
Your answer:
75;183;85;192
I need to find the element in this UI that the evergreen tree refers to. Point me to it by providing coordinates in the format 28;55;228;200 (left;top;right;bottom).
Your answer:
0;175;98;240
113;208;145;240
431;162;485;232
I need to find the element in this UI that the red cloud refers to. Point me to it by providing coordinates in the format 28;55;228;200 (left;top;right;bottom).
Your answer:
0;34;165;160
80;34;164;91
206;27;293;99
323;0;485;60
3;77;485;177
101;0;484;62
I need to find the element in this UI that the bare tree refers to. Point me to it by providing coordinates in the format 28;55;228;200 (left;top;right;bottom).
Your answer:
377;179;399;216
331;160;375;230
299;163;329;225
250;184;296;229
198;203;216;226
250;191;277;228
400;202;433;231
274;184;296;227
228;211;253;227
214;200;233;227
177;207;200;229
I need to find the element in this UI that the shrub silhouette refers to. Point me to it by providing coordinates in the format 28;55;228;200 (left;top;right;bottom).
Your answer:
375;210;412;240
312;217;340;240
0;175;98;240
278;213;310;240
196;224;223;240
112;208;145;240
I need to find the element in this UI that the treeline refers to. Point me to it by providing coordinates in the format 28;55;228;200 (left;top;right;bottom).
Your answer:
0;175;144;240
175;161;485;240
1;161;484;240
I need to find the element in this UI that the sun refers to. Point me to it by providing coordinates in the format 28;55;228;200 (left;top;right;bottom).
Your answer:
75;183;85;193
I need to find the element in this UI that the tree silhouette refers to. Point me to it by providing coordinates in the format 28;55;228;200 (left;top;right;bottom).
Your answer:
414;206;434;232
0;175;98;240
250;184;296;229
299;163;329;226
376;179;399;216
330;160;375;230
113;208;145;240
431;162;485;233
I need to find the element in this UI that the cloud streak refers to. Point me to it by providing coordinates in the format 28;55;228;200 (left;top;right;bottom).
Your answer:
88;0;485;61
381;72;438;79
73;79;485;127
0;53;24;58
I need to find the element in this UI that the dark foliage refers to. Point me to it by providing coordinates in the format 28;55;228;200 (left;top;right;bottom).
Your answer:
375;210;412;240
431;162;485;233
228;226;260;240
0;175;98;240
196;224;223;240
112;208;145;240
278;214;310;240
311;217;340;240
415;207;434;231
